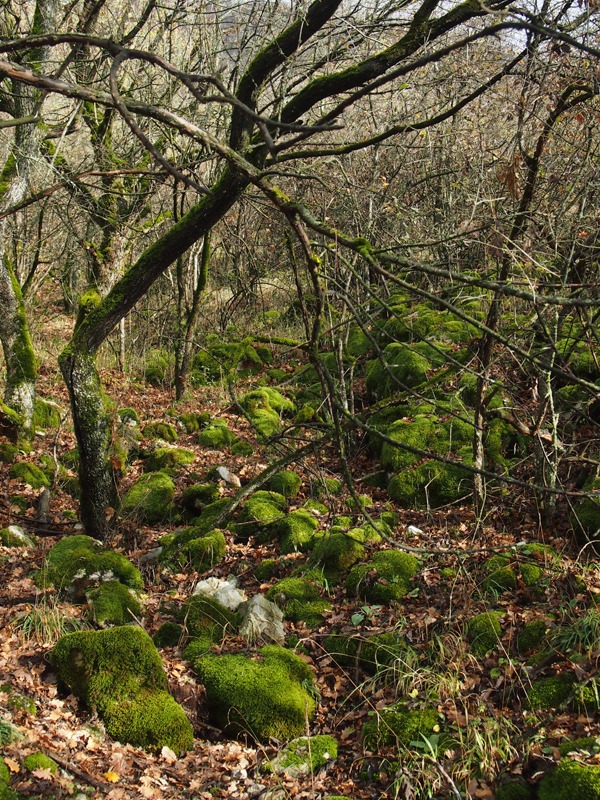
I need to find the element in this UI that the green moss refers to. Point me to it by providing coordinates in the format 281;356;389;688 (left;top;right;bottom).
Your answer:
144;349;173;387
198;423;237;448
231;440;254;456
0;526;35;547
191;644;316;742
192;337;264;383
481;555;517;594
526;673;575;710
36;535;143;601
0;758;9;783
303;499;328;515
345;550;420;604
466;611;503;657
0;686;36;716
183;595;239;653
8;461;50;489
365;343;431;399
387;458;471;509
142;421;178;442
86;581;143;627
178;412;199;433
316;477;343;497
558;736;600;757
51;626;193;753
279;509;320;553
323;632;406;674
235;491;287;539
517;619;547;654
23;752;58;774
520;562;544;587
495;782;533;800
121;471;175;524
308;532;365;581
571;477;600;547
33;398;62;429
241;388;295;415
153;622;183;648
266;578;330;627
0;443;18;464
267;734;338;775
254;559;279;582
181;483;221;515
362;703;441;750
266;470;303;498
538;758;600;800
118;407;139;424
144;446;195;473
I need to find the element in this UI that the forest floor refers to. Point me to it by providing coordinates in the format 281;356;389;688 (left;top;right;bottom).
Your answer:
0;361;599;800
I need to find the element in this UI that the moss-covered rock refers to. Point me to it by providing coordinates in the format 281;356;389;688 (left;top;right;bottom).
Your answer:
153;622;183;649
178;412;200;433
316;477;343;497
121;471;175;524
495;782;534;800
36;535;143;601
266;470;303;498
235;491;287;539
571;476;600;548
192;336;264;383
517;619;547;655
0;525;35;548
362;702;442;750
467;611;503;657
182;595;239;658
144;349;173;387
51;626;193;753
279;509;320;553
267;734;338;776
33;397;62;429
8;461;50;489
308;533;365;581
0;442;18;464
86;581;143;627
231;440;254;456
558;736;600;757
526;673;575;710
142;421;178;442
22;752;58;774
345;550;420;604
538;758;600;800
144;447;195;473
240;388;295;439
323;632;406;674
118;407;139;424
266;578;330;627
481;555;517;594
197;422;237;449
191;644;316;741
365;343;432;398
181;483;221;515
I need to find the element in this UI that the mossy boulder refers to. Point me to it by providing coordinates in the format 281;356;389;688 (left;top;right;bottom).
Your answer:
0;442;18;464
558;736;600;757
181;483;221;515
387;457;472;509
51;626;193;753
86;581;143;627
118;407;139;424
197;422;237;449
495;782;534;800
240;388;295;439
231;440;254;456
279;509;320;553
266;578;330;627
178;412;200;433
538;758;600;800
144;447;195;473
142;421;178;442
183;595;239;658
316;477;343;497
525;673;575;710
345;550;420;604
121;471;175;524
481;555;517;594
267;734;338;777
308;532;365;581
36;535;143;601
467;611;503;657
33;397;62;429
365;343;432;398
144;349;173;387
161;527;227;572
8;461;50;489
266;470;302;498
323;632;406;674
0;525;35;548
235;491;287;539
153;622;183;649
362;702;442;750
192;336;264;383
191;644;316;741
517;619;547;655
22;752;58;774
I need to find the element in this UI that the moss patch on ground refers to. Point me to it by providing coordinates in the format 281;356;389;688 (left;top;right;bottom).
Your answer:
362;702;442;750
538;758;600;800
466;611;503;657
345;550;420;604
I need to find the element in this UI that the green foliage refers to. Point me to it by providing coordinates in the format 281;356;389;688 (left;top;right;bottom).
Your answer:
36;535;143;601
558;736;600;757
144;446;195;473
538;758;600;800
8;461;50;489
144;349;174;387
466;611;503;657
23;753;58;774
191;644;316;741
266;469;303;498
0;718;21;746
526;674;575;710
86;581;143;627
121;471;175;524
51;626;193;753
346;550;420;604
279;509;320;553
308;532;365;581
552;608;600;656
362;703;442;750
266;577;330;626
571;476;600;546
142;421;178;442
323;632;406;674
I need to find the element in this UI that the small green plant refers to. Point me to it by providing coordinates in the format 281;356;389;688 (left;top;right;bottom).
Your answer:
351;605;383;626
552;607;600;657
12;598;86;645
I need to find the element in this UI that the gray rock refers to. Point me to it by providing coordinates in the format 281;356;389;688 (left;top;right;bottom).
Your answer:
139;546;163;564
216;465;241;487
192;575;247;610
238;594;285;645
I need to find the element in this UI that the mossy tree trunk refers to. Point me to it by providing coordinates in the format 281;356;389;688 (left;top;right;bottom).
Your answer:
0;0;59;433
